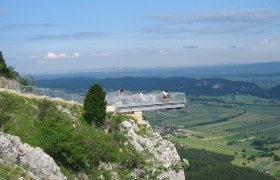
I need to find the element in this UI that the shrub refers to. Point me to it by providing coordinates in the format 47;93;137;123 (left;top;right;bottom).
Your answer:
227;140;237;145
273;155;280;161
37;99;53;120
251;140;264;147
82;128;118;167
0;95;12;129
83;83;107;127
247;155;256;161
39;107;86;170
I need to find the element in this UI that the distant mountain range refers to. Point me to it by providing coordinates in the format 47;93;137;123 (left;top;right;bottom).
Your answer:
35;61;280;79
36;62;280;99
37;77;280;99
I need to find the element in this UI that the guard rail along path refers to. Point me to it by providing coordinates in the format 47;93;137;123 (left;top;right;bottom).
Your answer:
0;76;186;113
0;76;84;103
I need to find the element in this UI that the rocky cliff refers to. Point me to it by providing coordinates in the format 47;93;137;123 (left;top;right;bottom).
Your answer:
120;119;185;180
0;132;66;180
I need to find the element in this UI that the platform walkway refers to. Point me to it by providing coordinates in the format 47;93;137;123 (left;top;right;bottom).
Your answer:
106;91;186;113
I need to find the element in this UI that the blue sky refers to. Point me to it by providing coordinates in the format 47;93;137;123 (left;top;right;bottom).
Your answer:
1;0;280;74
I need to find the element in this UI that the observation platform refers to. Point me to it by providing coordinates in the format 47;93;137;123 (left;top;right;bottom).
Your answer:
106;91;186;113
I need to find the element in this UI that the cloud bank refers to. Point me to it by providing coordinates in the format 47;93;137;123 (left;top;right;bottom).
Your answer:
45;52;80;59
146;8;280;35
260;38;280;45
0;23;54;29
89;51;113;56
183;45;199;49
148;9;280;24
30;32;106;40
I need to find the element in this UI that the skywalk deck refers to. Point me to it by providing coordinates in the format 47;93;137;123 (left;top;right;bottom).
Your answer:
106;92;186;113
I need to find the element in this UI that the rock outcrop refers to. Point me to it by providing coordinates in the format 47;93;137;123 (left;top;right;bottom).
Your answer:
121;120;185;180
0;158;40;179
0;132;66;180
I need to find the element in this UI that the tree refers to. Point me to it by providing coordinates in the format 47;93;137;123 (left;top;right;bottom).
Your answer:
0;51;8;76
83;83;107;127
0;51;7;68
18;74;36;86
0;51;19;79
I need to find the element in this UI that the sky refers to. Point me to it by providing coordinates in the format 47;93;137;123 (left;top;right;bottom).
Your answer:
1;0;280;74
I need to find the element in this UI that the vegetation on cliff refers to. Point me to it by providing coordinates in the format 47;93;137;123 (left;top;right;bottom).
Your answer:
0;90;186;179
83;83;107;127
0;51;19;79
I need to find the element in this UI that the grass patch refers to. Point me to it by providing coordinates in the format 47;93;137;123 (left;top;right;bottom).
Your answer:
0;161;33;179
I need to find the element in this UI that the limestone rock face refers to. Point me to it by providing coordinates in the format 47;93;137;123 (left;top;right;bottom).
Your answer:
0;132;66;180
0;158;40;179
121;120;185;180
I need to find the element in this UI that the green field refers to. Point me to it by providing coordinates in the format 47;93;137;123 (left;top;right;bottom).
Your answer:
143;95;280;177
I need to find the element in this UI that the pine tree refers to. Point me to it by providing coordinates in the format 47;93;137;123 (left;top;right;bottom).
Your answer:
83;83;107;127
0;51;19;79
0;51;8;75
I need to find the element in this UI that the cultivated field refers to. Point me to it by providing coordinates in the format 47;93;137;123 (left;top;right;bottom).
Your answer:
143;95;280;177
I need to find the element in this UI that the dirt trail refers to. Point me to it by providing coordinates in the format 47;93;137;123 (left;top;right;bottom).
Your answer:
0;88;79;105
202;133;238;141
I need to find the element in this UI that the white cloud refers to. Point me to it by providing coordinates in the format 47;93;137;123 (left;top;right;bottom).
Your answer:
228;45;247;50
89;51;112;56
158;50;169;55
45;52;81;59
141;48;169;55
45;52;63;59
38;59;46;64
73;52;80;57
30;32;106;40
260;38;280;45
30;55;38;59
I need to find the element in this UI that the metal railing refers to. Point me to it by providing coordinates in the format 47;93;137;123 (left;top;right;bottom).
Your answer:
1;76;186;107
0;76;84;103
106;91;186;107
20;87;85;103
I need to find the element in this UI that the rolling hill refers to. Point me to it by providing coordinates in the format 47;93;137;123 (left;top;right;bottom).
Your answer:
37;77;279;98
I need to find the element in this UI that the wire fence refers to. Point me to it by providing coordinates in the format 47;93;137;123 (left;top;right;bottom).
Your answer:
0;76;84;103
20;87;85;103
1;76;186;107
